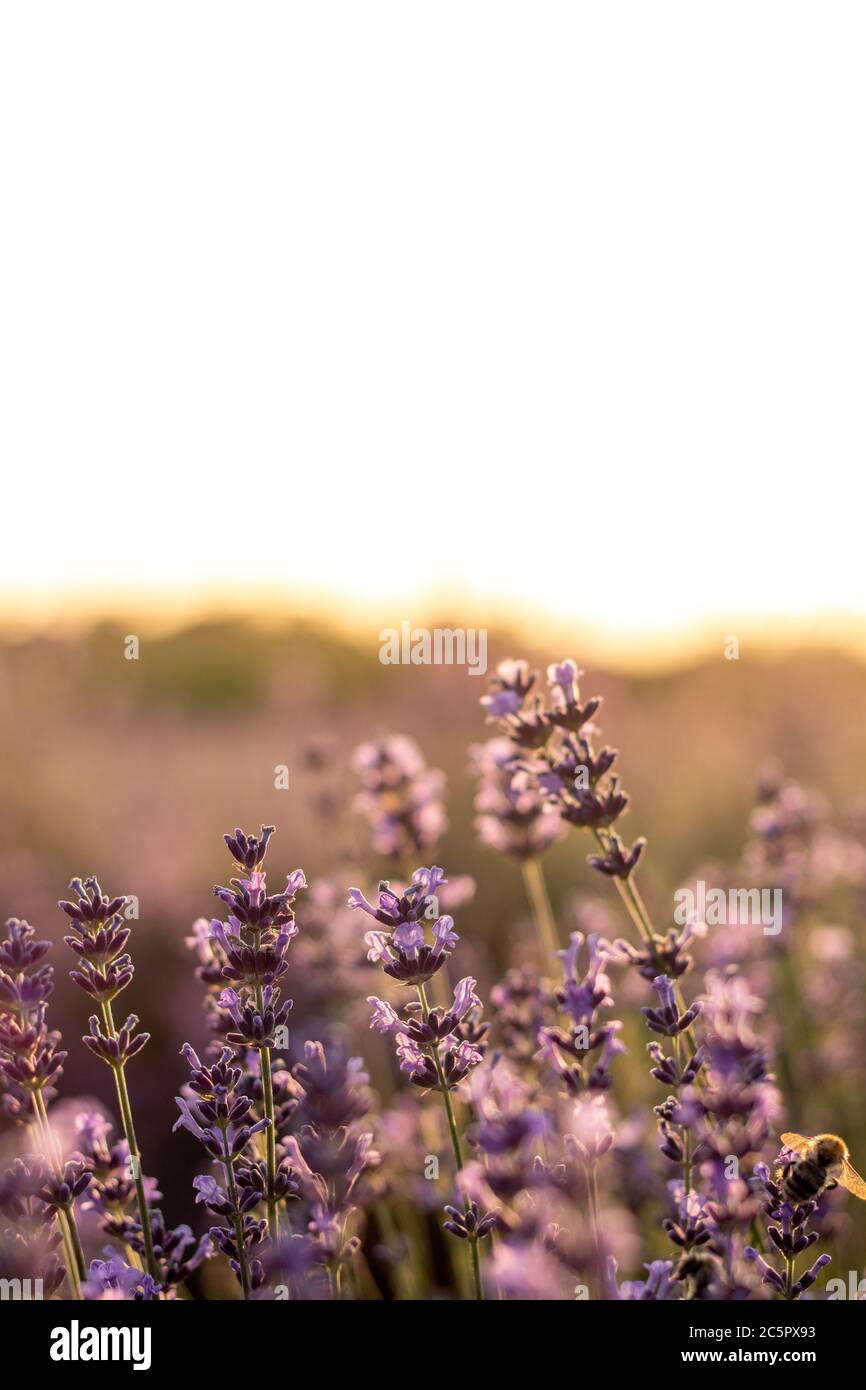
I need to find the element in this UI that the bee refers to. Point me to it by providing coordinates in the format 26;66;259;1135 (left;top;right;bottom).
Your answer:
778;1132;866;1205
672;1249;718;1299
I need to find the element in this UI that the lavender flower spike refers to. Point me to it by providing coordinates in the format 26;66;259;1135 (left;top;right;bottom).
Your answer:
60;876;160;1285
0;917;88;1298
211;826;305;1242
360;866;490;1299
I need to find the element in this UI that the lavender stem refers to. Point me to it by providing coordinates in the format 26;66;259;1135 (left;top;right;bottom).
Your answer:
416;981;483;1300
31;1090;85;1297
520;857;560;964
590;829;654;945
253;978;278;1241
220;1126;252;1300
99;1000;159;1283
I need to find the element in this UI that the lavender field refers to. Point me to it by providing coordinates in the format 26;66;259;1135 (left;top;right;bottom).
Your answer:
2;624;866;1302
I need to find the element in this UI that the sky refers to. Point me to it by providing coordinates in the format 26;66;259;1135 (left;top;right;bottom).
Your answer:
2;3;865;663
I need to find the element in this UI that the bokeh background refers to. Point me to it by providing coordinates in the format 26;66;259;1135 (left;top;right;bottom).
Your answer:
4;1;866;1295
3;615;866;1279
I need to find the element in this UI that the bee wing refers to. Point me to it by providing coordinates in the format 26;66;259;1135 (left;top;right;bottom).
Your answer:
780;1132;811;1155
839;1160;866;1201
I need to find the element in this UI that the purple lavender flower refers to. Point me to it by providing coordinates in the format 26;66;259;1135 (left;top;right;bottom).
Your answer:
613;1257;676;1300
352;735;447;860
82;1249;160;1301
348;868;461;986
470;736;563;861
489;967;555;1068
465;1056;546;1207
358;866;491;1297
75;1112;154;1246
0;1155;68;1297
603;917;707;984
477;656;658;970
481;658;644;883
642;975;701;1038
616;964;714;1295
280;1039;378;1296
538;932;626;1097
682;970;782;1295
206;827;306;1243
174;1043;272;1297
746;1163;831;1298
59;876;159;1284
0;916;87;1296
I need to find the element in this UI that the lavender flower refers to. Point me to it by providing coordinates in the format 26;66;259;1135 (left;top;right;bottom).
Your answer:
674;972;780;1296
82;1249;160;1301
482;657;662;978
746;1163;831;1298
354;866;491;1298
489;967;555;1069
613;1257;676;1300
474;663;564;963
59;876;159;1283
281;1039;378;1296
208;827;306;1241
76;1113;144;1238
602;917;707;983
349;867;459;986
623;968;712;1294
0;1155;68;1297
481;659;647;888
0;916;87;1297
352;735;447;860
470;737;563;861
175;1043;271;1297
465;1056;545;1208
538;932;626;1098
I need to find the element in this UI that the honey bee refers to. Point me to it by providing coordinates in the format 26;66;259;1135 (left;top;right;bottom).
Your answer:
778;1132;866;1205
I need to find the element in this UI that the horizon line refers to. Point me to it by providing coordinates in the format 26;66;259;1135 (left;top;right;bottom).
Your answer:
2;587;866;675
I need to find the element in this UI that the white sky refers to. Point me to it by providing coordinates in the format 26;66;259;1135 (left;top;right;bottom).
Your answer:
1;3;865;652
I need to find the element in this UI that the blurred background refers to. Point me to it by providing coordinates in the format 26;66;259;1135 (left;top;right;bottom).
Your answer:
2;616;866;1272
3;2;866;1289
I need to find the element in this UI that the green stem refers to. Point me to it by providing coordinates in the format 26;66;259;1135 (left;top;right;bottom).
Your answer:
100;1001;159;1284
221;1129;252;1300
417;982;484;1300
32;1090;85;1298
254;983;278;1241
521;857;561;965
593;830;702;1059
674;1034;693;1195
591;829;654;946
586;1161;604;1296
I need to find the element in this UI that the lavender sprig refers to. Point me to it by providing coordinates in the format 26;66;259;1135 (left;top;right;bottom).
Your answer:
695;971;781;1295
0;916;88;1296
537;932;627;1295
474;664;564;963
350;867;491;1299
211;826;306;1240
59;876;159;1284
352;736;447;861
482;658;652;950
282;1039;378;1297
0;1155;68;1298
637;972;711;1294
746;1163;831;1298
175;1044;270;1297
